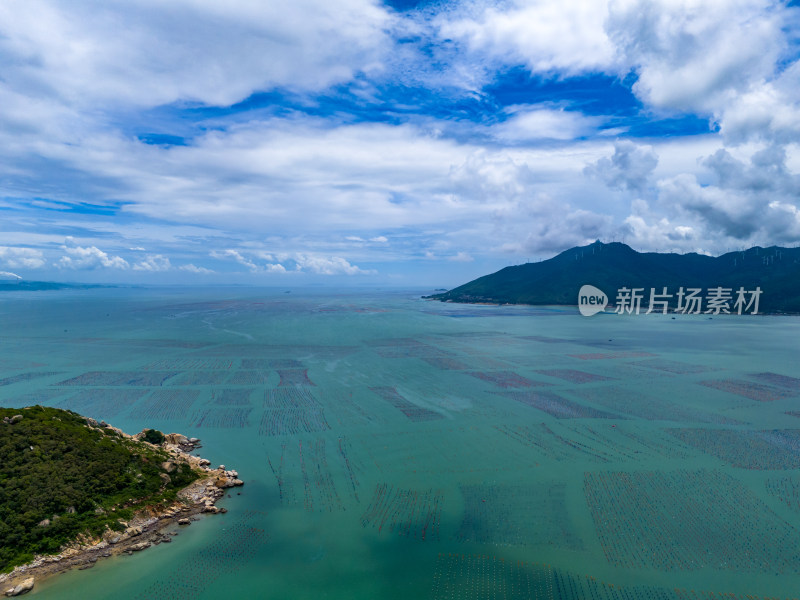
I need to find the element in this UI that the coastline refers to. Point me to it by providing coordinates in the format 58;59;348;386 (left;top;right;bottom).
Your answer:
423;297;798;315
0;429;243;597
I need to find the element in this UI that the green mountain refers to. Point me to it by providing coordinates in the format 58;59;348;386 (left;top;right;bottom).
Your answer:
0;406;198;572
429;241;800;313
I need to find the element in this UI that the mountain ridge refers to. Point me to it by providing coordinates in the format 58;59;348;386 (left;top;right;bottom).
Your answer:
428;241;800;313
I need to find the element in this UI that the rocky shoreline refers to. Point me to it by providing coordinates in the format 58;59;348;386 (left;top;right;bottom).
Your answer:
0;429;243;597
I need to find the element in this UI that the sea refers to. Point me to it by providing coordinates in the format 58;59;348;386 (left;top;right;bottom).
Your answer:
1;286;799;599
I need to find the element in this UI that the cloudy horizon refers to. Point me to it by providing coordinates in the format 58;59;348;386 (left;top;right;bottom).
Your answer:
1;0;799;286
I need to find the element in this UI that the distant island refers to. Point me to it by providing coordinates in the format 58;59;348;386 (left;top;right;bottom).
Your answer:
0;406;243;596
0;281;108;292
428;241;800;314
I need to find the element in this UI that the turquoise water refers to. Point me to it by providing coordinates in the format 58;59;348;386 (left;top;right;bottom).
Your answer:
1;287;800;599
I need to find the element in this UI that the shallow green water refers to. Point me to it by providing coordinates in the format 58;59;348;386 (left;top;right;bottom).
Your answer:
1;287;800;599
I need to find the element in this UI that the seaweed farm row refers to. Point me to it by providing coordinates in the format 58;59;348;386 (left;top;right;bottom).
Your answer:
133;512;269;600
584;469;800;572
431;554;800;600
456;482;583;550
360;483;443;541
4;294;800;599
266;436;361;510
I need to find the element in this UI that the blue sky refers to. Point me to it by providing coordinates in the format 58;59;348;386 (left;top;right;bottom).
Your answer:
1;0;799;286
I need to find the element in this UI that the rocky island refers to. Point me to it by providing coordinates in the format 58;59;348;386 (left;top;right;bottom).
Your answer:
0;406;243;596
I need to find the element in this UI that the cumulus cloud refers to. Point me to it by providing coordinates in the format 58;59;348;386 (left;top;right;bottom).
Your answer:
179;263;214;274
494;106;605;142
585;140;658;194
0;0;797;282
650;144;800;245
0;246;46;269
210;249;260;272
0;0;392;109
619;199;703;252
607;0;786;113
58;238;129;270
293;254;373;275
435;0;798;146
133;254;171;272
209;248;372;275
210;248;285;273
491;192;614;254
716;61;800;143
438;0;614;75
449;150;535;203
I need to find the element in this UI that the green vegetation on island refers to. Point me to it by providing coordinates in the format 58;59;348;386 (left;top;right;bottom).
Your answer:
0;406;199;573
429;241;800;313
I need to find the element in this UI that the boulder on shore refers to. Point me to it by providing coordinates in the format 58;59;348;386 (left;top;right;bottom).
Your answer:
164;433;188;446
128;542;151;552
4;577;34;597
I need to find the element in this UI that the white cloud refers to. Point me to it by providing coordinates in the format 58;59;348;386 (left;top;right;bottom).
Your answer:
58;238;129;270
209;247;371;275
0;270;22;280
0;246;46;269
433;0;797;147
293;254;373;275
494;106;605;142
607;0;785;113
606;0;799;147
210;249;260;272
612;143;800;250
0;0;797;281
717;62;800;144
263;263;287;273
0;0;392;109
448;252;474;262
585;140;659;194
489;190;614;255
449;150;535;203
211;248;286;273
133;254;171;272
180;263;214;274
438;0;615;75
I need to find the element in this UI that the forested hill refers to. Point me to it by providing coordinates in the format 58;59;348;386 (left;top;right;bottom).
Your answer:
428;241;800;313
0;406;198;572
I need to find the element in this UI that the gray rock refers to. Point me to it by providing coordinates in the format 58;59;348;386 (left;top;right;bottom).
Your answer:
128;542;151;552
103;530;128;545
4;577;34;596
125;526;142;537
